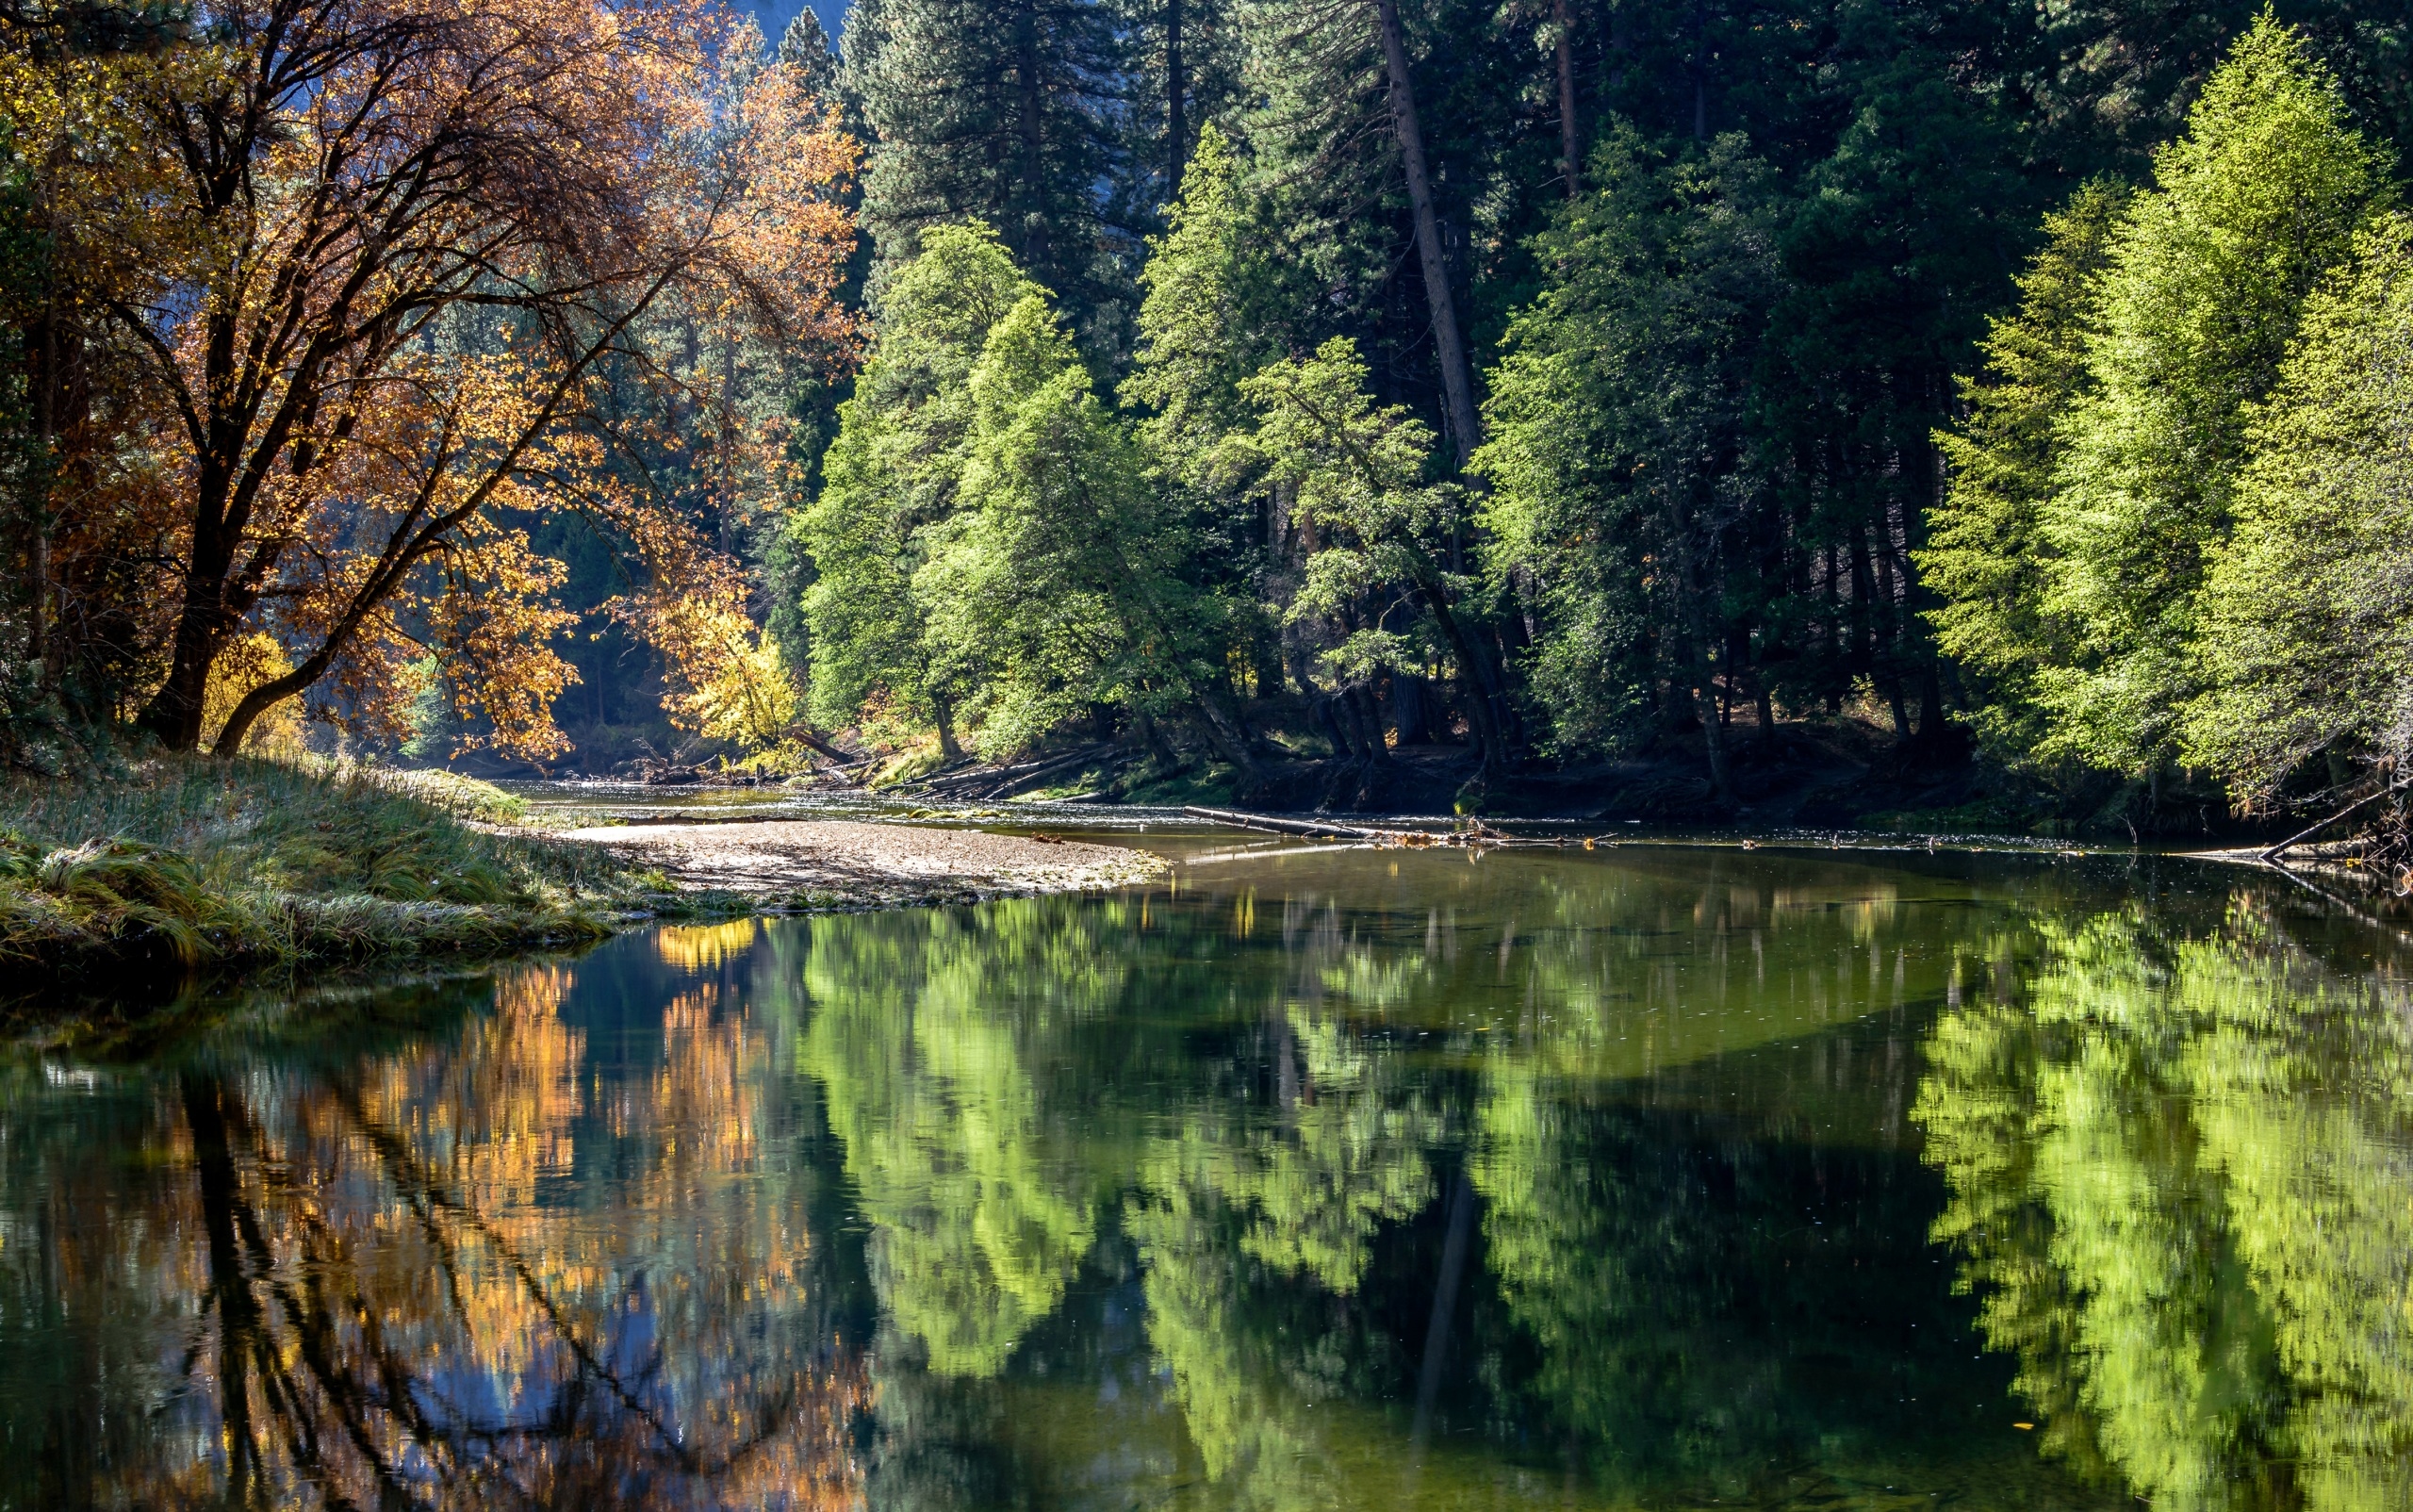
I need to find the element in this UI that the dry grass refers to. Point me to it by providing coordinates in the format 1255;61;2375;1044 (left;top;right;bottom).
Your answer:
0;756;686;984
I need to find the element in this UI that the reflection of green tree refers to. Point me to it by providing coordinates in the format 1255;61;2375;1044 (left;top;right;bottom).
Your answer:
1472;1060;1633;1439
799;900;1121;1376
1917;904;2413;1510
1123;990;1439;1504
1472;1055;1781;1488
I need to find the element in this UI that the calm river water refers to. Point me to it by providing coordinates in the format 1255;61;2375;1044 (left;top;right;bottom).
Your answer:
5;836;2411;1508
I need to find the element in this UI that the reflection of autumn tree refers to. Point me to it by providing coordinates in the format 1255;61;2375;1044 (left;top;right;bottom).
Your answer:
1917;903;2413;1510
4;961;865;1510
799;901;1125;1376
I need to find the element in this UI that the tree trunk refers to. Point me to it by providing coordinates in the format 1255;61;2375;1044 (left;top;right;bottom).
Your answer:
1690;0;1708;141
932;693;965;763
1134;708;1178;764
1553;0;1581;198
142;518;238;751
1349;684;1392;764
1388;672;1429;746
1373;0;1481;468
1195;688;1263;781
1404;567;1514;773
1166;0;1189;189
1015;4;1051;277
1675;529;1730;798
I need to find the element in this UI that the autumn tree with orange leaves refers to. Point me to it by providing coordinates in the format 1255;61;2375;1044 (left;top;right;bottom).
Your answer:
3;0;855;759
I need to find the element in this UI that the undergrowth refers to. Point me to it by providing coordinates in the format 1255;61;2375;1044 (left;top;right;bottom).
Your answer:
2;755;708;985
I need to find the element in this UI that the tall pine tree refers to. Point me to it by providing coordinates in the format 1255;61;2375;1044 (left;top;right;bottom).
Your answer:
844;0;1138;353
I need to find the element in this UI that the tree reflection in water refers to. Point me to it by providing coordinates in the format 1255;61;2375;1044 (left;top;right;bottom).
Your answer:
3;961;865;1511
14;849;2413;1510
1918;898;2413;1509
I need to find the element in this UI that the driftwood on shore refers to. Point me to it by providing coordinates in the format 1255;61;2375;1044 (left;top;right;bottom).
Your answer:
2258;781;2412;865
1180;805;1554;850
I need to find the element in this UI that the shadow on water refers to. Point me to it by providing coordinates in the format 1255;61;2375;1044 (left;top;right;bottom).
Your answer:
4;842;2410;1508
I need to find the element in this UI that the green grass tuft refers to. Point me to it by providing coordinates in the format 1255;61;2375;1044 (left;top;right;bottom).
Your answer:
0;755;677;990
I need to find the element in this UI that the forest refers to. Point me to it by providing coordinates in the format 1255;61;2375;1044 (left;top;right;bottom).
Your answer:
4;0;2410;837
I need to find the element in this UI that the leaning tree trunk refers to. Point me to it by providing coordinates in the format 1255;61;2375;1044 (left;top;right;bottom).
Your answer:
1372;0;1482;468
142;509;240;752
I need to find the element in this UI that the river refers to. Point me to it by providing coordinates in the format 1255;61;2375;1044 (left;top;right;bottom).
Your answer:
5;830;2409;1507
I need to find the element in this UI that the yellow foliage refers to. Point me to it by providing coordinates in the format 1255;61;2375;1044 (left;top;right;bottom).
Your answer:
655;918;763;973
201;633;308;757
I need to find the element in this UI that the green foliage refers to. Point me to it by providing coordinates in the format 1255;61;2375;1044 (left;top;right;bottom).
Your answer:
843;0;1136;353
1917;905;2413;1504
917;293;1190;752
2028;16;2392;776
1473;130;1781;757
1239;335;1522;766
1124;122;1286;498
797;903;1122;1374
802;222;1041;741
1921;181;2130;758
2184;215;2413;805
804;222;1229;756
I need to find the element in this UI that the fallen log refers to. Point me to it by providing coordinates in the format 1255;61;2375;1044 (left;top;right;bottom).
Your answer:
1182;805;1388;840
984;748;1135;799
906;744;1114;796
2260;781;2411;865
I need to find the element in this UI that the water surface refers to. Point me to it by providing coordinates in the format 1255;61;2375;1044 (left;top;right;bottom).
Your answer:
6;840;2410;1508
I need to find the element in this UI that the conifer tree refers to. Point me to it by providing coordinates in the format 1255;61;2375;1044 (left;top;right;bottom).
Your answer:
1474;130;1781;789
1920;181;2128;758
776;8;840;101
2032;15;2391;776
843;0;1136;352
801;223;1041;756
2185;215;2413;807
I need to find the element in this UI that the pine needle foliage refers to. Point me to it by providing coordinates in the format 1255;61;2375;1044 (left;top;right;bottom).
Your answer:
2029;15;2393;776
2185;215;2413;807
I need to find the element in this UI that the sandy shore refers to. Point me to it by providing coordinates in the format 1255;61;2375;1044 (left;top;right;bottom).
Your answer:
558;819;1167;909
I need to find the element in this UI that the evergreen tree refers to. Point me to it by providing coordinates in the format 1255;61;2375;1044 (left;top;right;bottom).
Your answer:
2185;215;2413;807
1116;0;1249;207
1245;339;1512;770
801;223;1041;755
843;0;1137;353
1753;9;2033;740
915;293;1195;756
775;8;840;100
1474;129;1782;791
2032;15;2391;776
1920;181;2128;759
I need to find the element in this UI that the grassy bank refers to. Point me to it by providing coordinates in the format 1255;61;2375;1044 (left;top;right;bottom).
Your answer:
2;756;690;988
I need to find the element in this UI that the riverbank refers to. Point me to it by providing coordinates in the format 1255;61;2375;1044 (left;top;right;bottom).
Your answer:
1;757;1174;998
1;757;655;988
557;819;1167;906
